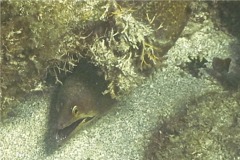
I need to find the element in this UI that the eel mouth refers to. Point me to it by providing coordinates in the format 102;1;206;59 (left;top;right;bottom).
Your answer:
56;117;95;143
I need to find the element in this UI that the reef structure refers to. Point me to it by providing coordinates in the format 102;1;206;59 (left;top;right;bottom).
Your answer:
1;1;190;120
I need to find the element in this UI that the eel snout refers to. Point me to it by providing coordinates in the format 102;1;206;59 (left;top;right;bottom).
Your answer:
56;117;94;142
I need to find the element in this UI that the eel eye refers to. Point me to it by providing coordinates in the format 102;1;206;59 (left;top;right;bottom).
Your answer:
72;105;79;115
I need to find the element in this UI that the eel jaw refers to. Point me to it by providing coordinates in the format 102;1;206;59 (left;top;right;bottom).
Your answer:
56;116;95;143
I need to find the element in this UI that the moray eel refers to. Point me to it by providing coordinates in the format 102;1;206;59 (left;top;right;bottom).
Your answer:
55;69;114;144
